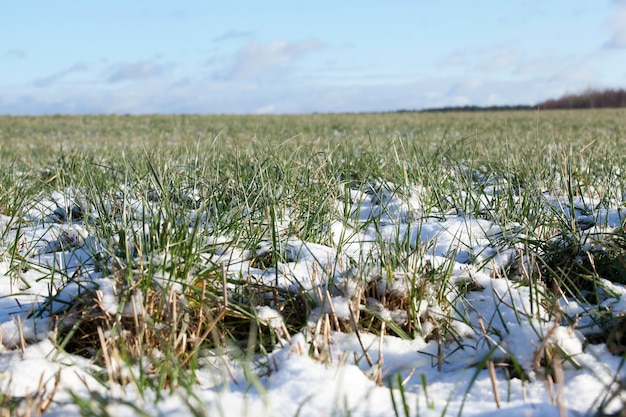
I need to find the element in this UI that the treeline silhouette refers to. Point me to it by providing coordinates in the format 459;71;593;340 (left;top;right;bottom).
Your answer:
536;88;626;109
415;104;533;113
412;87;626;112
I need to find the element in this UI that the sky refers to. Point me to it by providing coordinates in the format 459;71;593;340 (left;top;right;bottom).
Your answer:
1;1;626;115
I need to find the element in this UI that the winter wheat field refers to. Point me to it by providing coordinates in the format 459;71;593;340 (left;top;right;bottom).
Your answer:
0;110;625;417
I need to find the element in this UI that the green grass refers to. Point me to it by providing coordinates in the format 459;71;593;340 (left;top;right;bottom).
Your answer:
0;110;625;415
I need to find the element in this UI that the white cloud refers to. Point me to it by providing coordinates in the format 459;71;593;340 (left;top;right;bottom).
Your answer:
0;41;614;115
213;39;323;81
446;79;484;96
33;63;89;87
106;61;165;82
0;74;579;115
478;47;524;72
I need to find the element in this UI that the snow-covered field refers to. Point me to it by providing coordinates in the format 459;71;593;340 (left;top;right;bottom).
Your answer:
0;187;626;416
1;112;626;416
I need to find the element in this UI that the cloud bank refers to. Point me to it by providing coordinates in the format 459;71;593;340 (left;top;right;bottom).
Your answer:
1;27;624;116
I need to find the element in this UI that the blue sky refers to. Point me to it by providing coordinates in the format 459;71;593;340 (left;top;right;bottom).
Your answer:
1;1;625;114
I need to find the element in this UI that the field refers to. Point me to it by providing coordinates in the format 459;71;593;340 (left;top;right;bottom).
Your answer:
0;110;625;416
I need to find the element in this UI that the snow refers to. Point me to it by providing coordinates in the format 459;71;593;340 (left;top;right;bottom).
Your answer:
1;182;626;416
257;306;284;329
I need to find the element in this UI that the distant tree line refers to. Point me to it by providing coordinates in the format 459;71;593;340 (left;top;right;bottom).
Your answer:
535;88;626;109
414;104;533;113
410;87;626;113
